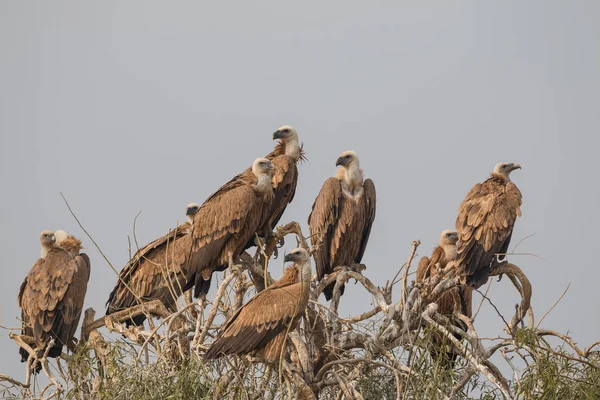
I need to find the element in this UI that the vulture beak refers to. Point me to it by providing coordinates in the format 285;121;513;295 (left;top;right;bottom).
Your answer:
272;130;282;140
335;157;345;167
511;163;522;171
266;161;275;170
284;253;294;263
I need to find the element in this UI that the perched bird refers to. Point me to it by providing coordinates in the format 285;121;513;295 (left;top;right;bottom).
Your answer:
309;151;376;300
190;158;275;297
105;203;201;325
241;125;305;250
417;230;472;366
455;162;523;288
18;231;91;373
203;247;311;363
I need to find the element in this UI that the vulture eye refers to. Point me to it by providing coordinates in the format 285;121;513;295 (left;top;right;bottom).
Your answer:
283;129;289;133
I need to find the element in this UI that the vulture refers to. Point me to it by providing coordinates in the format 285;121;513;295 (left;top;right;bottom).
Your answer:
455;162;522;289
190;157;275;297
105;203;201;325
18;230;91;373
417;230;472;366
204;247;311;363
242;125;305;250
308;151;376;300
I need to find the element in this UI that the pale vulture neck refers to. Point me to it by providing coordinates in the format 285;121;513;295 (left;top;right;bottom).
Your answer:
41;246;48;258
254;173;273;194
341;163;364;198
299;259;312;284
441;243;457;262
491;172;510;183
285;137;300;161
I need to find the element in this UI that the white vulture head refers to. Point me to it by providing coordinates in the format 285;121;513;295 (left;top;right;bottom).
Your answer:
252;158;275;176
54;229;83;257
493;162;522;181
440;229;458;246
272;125;298;142
284;247;312;282
185;203;201;222
39;230;56;258
335;150;360;168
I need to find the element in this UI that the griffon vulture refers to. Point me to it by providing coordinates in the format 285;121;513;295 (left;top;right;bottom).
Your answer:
203;247;311;363
105;203;201;325
190;158;274;297
241;125;305;250
308;151;376;300
455;162;522;288
18;231;91;373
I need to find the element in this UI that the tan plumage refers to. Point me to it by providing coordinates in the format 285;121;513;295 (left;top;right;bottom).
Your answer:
105;203;201;325
417;230;472;366
416;230;472;318
190;158;275;297
456;162;523;288
308;151;376;300
242;126;305;250
204;248;311;363
18;231;91;373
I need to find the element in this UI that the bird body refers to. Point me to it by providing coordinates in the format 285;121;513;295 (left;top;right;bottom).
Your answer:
203;248;311;363
18;231;90;372
309;151;376;300
455;162;522;288
105;203;201;325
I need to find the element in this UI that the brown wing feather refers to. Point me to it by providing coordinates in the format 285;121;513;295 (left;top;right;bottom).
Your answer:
356;179;376;262
456;177;522;288
19;248;90;363
203;280;309;361
308;178;343;282
267;155;298;229
416;256;431;282
106;223;193;316
191;174;270;297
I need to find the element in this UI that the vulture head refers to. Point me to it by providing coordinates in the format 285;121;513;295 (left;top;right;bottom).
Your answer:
284;247;310;264
54;230;69;243
493;162;521;181
272;125;298;141
440;230;458;245
335;151;359;168
185;203;200;221
39;230;56;258
40;230;56;246
252;158;275;176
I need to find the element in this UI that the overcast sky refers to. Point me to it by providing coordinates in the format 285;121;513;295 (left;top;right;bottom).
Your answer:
1;1;599;380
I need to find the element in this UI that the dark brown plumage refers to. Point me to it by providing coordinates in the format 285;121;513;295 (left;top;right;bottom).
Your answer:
309;151;376;300
18;231;90;373
203;248;311;363
105;203;200;325
455;162;522;288
190;158;274;297
417;230;472;366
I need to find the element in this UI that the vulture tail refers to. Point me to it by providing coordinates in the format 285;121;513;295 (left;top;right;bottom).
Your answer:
323;282;345;301
465;267;490;289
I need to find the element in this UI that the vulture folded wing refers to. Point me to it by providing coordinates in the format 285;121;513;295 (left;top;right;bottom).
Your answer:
20;250;90;357
308;178;343;280
106;223;193;313
204;281;307;360
416;256;431;282
356;178;376;262
268;155;298;228
456;179;522;276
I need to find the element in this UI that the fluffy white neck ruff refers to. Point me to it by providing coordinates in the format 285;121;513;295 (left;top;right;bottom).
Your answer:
285;137;300;161
340;163;364;200
254;173;273;193
441;243;457;261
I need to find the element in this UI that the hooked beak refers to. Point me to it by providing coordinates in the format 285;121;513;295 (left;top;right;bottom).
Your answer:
266;161;275;171
273;130;283;140
335;157;345;167
511;163;522;171
284;253;294;263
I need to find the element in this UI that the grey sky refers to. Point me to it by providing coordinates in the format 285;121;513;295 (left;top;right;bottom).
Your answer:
1;1;599;378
